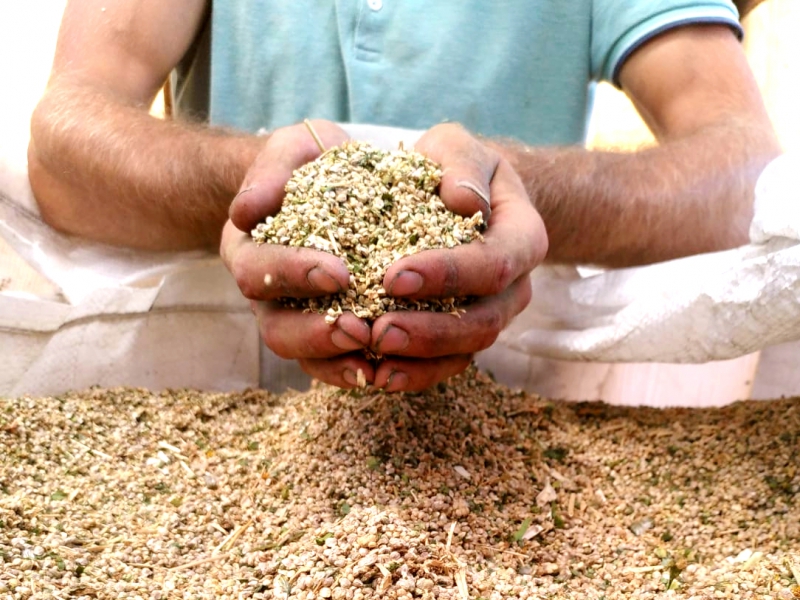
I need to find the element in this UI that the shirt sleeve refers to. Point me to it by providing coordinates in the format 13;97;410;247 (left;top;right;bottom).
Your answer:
591;0;743;87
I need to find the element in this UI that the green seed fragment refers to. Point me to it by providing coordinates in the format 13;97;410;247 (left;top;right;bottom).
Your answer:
49;489;67;501
512;517;532;542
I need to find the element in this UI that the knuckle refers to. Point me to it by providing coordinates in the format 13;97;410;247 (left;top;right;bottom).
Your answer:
441;254;461;297
523;217;549;267
299;335;324;359
261;327;293;360
475;311;503;351
533;231;549;264
409;321;449;359
490;254;515;295
516;277;533;310
483;141;500;163
412;338;441;360
476;330;500;352
295;359;322;381
431;121;464;137
231;261;260;300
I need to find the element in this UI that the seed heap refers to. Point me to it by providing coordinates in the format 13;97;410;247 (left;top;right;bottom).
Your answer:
2;369;799;599
251;141;484;323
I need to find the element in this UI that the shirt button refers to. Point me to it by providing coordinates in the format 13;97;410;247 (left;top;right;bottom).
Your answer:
367;0;382;11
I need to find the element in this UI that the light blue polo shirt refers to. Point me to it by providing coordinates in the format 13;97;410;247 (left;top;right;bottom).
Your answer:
204;1;741;146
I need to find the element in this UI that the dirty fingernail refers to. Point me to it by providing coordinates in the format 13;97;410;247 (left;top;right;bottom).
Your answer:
457;180;492;220
385;370;409;392
332;328;365;351
389;270;424;296
456;180;490;207
376;325;409;354
307;267;342;293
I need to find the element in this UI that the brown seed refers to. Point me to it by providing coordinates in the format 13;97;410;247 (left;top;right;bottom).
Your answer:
2;367;799;599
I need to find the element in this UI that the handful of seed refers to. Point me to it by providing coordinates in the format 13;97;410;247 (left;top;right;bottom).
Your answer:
251;140;484;323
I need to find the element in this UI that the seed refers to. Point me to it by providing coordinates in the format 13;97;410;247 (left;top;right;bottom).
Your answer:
251;140;484;323
3;367;798;598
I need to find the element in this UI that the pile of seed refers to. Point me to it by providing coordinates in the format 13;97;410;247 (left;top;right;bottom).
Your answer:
2;369;799;600
251;141;484;323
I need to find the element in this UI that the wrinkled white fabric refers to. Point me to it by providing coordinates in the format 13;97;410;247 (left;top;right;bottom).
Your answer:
504;153;800;362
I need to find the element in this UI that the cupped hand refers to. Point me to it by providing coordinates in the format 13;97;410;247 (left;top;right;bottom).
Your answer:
221;120;376;388
369;123;549;391
222;121;548;392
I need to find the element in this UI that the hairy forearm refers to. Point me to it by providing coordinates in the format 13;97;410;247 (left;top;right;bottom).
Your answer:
29;81;263;251
492;121;781;267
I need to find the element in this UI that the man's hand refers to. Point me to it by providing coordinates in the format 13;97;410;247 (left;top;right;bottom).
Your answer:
222;120;378;388
223;122;548;391
368;124;547;391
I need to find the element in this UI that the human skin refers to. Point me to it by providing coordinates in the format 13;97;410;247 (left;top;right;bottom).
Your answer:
734;0;767;17
222;122;547;391
28;0;781;391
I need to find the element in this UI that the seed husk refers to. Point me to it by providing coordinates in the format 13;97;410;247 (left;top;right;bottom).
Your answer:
1;368;799;598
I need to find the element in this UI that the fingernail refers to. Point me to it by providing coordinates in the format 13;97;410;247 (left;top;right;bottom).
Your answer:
332;328;365;351
457;180;492;218
343;368;358;387
230;185;255;217
375;325;409;354
388;270;424;296
307;267;342;293
385;370;408;392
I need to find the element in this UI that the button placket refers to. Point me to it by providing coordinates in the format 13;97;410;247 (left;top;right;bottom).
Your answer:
353;0;387;61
